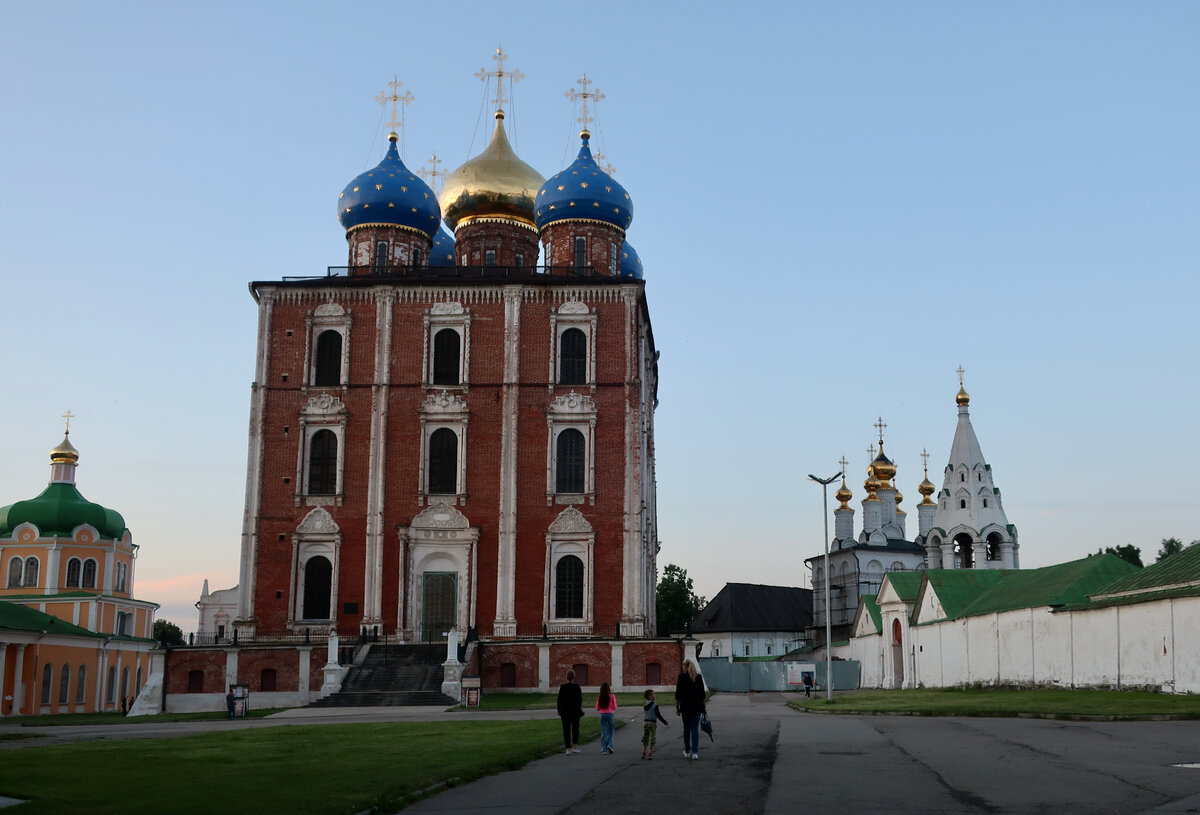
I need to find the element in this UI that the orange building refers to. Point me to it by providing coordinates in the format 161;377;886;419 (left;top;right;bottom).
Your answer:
0;430;157;715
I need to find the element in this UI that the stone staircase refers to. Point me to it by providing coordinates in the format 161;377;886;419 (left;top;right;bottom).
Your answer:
309;643;459;707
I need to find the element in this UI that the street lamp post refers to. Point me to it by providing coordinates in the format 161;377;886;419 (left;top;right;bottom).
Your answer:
808;470;841;702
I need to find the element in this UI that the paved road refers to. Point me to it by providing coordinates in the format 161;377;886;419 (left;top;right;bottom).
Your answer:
5;694;1200;813
403;693;1200;815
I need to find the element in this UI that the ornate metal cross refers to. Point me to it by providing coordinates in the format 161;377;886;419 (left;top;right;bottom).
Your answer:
420;152;446;190
565;73;605;132
476;45;524;110
62;409;75;433
376;76;414;134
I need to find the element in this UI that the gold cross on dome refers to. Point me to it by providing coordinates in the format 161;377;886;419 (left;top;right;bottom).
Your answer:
867;443;876;463
839;457;849;481
376;76;414;133
419;152;446;190
62;409;75;434
874;416;887;444
921;448;930;474
475;45;524;111
595;151;616;175
565;73;605;132
957;365;965;386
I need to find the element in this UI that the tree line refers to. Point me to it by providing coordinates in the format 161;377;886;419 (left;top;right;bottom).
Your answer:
1098;537;1199;568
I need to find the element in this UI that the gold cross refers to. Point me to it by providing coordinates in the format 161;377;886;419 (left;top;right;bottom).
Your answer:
62;409;75;434
419;152;446;190
957;366;965;387
376;76;414;134
874;416;887;444
595;151;616;175
921;448;930;474
476;45;524;111
839;457;849;483
867;443;876;463
565;73;605;133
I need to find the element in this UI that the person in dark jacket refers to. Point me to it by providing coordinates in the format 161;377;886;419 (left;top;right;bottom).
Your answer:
556;669;583;754
674;658;707;760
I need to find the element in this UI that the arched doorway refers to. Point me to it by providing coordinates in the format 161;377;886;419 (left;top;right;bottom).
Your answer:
422;572;457;642
953;533;975;569
891;618;905;688
302;556;332;620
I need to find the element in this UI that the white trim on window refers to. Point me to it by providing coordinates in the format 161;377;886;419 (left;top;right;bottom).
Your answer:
548;301;597;391
545;392;597;506
419;391;469;505
542;506;595;634
304;303;352;389
423;302;471;388
295;394;347;507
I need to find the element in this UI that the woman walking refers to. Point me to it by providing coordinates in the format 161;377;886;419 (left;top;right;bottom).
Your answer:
556;669;583;755
595;681;618;754
674;658;706;760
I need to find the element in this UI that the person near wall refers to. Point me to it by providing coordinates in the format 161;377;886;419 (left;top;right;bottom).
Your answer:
595;681;618;754
674;658;707;760
556;669;583;755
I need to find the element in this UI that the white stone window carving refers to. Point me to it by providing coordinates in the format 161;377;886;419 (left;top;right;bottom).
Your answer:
296;394;347;507
423;302;471;388
548;301;596;390
419;391;469;505
543;506;595;634
305;303;351;388
291;507;341;629
546;391;597;505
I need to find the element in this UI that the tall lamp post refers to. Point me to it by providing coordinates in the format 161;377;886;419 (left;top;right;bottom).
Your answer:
808;470;841;702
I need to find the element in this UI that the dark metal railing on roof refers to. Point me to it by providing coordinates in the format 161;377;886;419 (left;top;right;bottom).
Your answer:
278;265;625;282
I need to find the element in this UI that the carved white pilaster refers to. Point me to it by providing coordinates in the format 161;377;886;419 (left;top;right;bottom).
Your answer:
236;291;274;630
362;289;394;628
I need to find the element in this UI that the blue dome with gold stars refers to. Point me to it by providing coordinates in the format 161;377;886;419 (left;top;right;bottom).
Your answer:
535;132;632;232
337;134;441;239
429;226;456;266
618;240;644;279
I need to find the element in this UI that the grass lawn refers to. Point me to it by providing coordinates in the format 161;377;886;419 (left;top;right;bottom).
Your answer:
0;719;601;814
14;709;287;727
789;688;1200;719
464;691;648;711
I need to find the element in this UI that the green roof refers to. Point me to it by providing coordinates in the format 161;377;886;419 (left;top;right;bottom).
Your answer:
0;482;126;539
921;554;1139;622
0;601;101;638
860;594;881;633
883;571;923;602
1056;545;1200;611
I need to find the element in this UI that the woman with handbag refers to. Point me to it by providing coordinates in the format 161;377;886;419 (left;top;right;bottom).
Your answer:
674;658;707;760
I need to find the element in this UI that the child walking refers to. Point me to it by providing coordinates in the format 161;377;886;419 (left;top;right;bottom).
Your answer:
641;688;669;759
595;681;618;754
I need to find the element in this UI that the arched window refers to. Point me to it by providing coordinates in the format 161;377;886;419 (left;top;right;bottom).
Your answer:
959;499;967;509
23;557;39;587
559;328;587;385
115;562;128;592
555;429;585;494
302;556;332;620
308;429;337;495
375;240;388;270
313;330;342;387
59;664;71;704
66;557;81;588
892;618;903;645
41;664;53;704
82;559;98;588
106;666;117;703
121;667;130;702
427;428;458;494
260;668;277;692
555;555;584;618
986;532;1004;562
136;667;143;694
76;665;87;704
432;329;461;385
574;236;587;270
7;557;21;588
953;533;975;569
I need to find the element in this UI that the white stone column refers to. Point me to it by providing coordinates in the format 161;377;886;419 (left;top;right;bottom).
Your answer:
237;292;275;633
494;287;522;636
224;649;239;693
12;645;26;715
362;289;394;630
611;641;624;691
538;642;552;691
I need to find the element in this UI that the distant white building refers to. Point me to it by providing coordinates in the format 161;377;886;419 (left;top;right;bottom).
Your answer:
195;579;238;642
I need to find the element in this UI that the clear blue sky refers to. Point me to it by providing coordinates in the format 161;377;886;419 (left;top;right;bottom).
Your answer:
2;2;1197;627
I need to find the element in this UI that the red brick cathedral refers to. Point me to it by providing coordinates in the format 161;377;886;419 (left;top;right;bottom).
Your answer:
228;71;671;690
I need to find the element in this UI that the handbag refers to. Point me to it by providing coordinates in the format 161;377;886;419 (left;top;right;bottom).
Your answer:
699;713;713;741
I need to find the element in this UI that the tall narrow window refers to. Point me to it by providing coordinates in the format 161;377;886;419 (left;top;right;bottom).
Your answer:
41;664;53;704
302;556;332;619
412;248;422;267
556;429;586;493
432;329;461;385
428;428;458;494
314;330;342;386
484;249;496;266
66;557;81;588
76;665;87;704
376;241;388;270
574;236;586;270
23;557;38;588
555;555;584;618
308;429;338;495
559;328;587;385
121;667;130;702
514;252;524;268
106;666;117;703
7;557;21;588
82;559;97;589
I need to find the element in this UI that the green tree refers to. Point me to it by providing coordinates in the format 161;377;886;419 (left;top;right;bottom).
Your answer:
1097;544;1143;568
1156;537;1184;563
655;564;706;637
153;618;185;646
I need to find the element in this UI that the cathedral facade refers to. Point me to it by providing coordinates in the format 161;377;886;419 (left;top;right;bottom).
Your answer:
210;71;672;693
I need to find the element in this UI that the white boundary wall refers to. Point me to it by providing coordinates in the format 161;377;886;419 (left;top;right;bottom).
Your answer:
858;595;1200;693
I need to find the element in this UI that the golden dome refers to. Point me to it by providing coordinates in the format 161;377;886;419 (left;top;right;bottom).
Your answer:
894;489;904;505
439;110;545;232
956;385;970;406
863;473;881;501
835;480;853;509
50;434;79;465
918;476;936;505
872;448;896;486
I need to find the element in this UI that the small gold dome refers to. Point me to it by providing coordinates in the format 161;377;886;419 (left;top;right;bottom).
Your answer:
439;110;545;231
872;449;896;485
835;481;853;509
863;473;880;500
956;385;970;406
50;435;79;465
918;476;935;497
894;490;904;505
